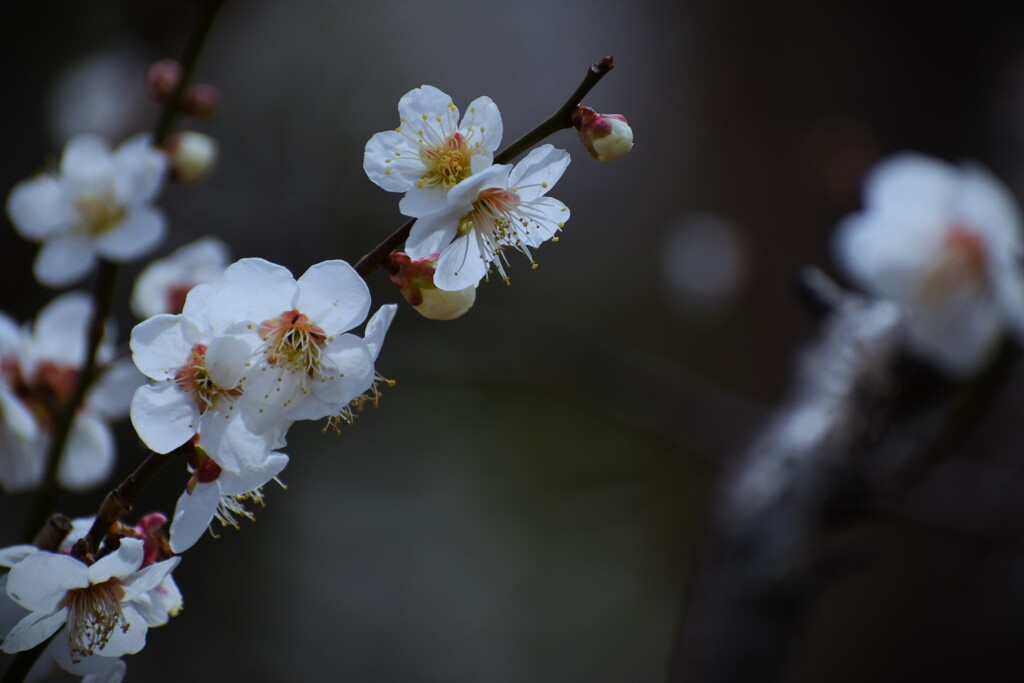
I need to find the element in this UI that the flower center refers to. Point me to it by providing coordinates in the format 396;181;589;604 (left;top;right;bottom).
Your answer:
175;344;239;412
61;579;128;661
259;309;328;376
419;133;472;189
75;191;126;237
923;223;990;299
457;188;521;237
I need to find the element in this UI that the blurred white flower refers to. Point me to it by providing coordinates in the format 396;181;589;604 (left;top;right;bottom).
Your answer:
834;153;1024;377
364;85;502;217
0;294;140;493
6;133;167;288
404;144;571;290
130;237;230;319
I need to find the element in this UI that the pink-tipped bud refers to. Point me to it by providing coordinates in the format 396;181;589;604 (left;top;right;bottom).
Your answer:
165;131;219;183
146;58;182;103
571;106;634;162
386;252;477;321
181;83;220;119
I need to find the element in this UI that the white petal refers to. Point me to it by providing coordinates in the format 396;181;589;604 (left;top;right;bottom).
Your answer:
446;163;511;207
130;314;201;381
863;153;957;224
198;413;270;474
434;234;486;291
87;360;145;419
0;386;39;440
120;557;179;601
296;260;370;333
219;452;288;496
507;144;570;199
398;85;459;134
130;383;200;454
57;413;114;492
204;334;252;390
302;335;374;411
7;552;88;612
92;206;165;261
1;608;68;653
88;538;144;584
405;209;459;258
0;576;29;640
50;635;127;680
363;130;420;192
0;545;39;569
238;366;306;433
34;237;96;287
206;258;298;330
60;134;114;187
398;186;450;218
364;304;397;360
460;95;502;153
112;134;167;204
519;196;569;248
98;604;146;657
169;484;222;553
6;175;71;240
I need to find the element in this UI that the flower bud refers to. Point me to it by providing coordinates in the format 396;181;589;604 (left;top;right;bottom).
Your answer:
571;105;634;162
146;58;182;103
386;252;477;320
164;131;218;183
181;83;220;119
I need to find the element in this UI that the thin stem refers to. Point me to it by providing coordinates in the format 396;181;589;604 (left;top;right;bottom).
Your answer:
353;56;615;279
80;445;187;556
22;262;117;541
153;0;226;146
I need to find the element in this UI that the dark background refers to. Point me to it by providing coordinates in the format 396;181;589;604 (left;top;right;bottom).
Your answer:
3;1;1024;681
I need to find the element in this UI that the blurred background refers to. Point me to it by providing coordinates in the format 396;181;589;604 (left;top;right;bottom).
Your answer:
3;1;1024;681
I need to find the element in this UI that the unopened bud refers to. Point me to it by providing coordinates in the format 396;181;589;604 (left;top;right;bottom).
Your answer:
386;252;477;321
165;131;219;183
181;83;220;118
146;58;182;103
571;105;633;162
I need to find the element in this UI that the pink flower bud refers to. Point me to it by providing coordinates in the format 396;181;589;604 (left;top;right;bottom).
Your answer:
164;131;218;182
571;105;634;162
146;58;182;103
386;252;477;320
181;83;220;119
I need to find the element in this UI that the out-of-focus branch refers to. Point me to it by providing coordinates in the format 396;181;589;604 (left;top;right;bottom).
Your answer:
671;269;906;682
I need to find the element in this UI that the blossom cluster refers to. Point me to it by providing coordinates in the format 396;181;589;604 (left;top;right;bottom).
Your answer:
363;86;572;294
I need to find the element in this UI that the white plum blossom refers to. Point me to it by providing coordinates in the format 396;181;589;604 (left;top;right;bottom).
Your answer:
199;258;378;434
130;236;229;319
834;153;1024;377
403;144;571;290
168;431;288;553
1;538;179;662
6;133;167;288
364;85;502;217
0;294;141;492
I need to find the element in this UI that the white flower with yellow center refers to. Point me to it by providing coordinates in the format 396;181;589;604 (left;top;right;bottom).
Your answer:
364;85;502;217
834;153;1024;377
0;538;179;662
6;133;167;288
198;258;377;434
404;144;571;290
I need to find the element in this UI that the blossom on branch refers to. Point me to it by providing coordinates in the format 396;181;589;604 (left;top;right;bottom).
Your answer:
386;252;477;320
0;538;179;662
6;133;167;288
834;153;1024;377
571;106;634;162
403;144;571;290
364;85;502;217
